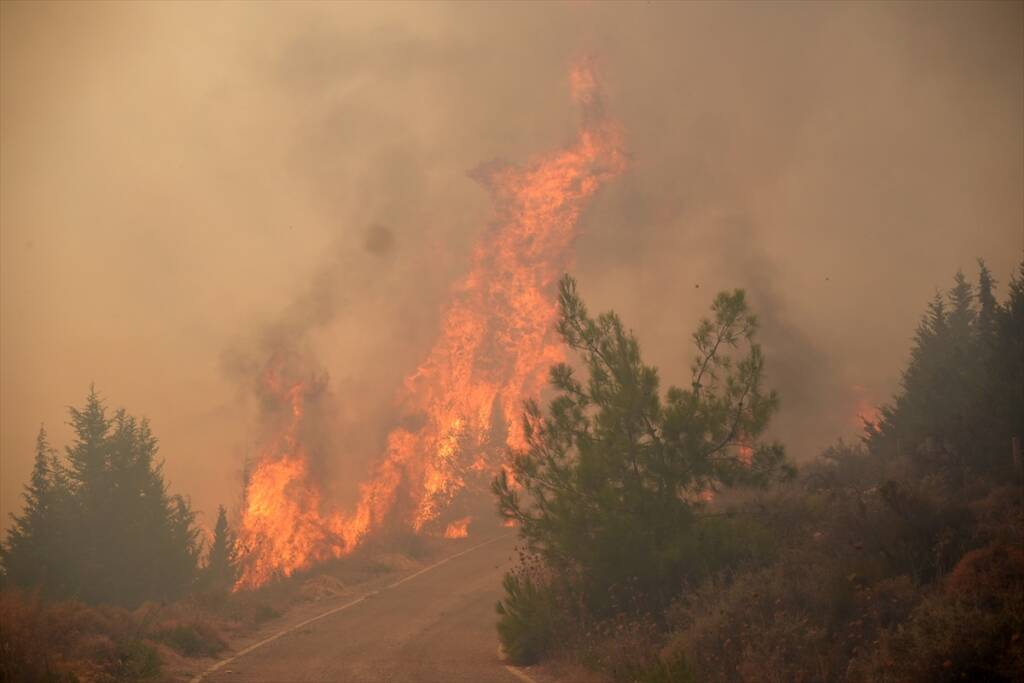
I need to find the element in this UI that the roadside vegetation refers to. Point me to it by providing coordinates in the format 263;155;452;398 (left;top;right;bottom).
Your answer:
2;259;1019;682
494;261;1024;682
0;390;450;682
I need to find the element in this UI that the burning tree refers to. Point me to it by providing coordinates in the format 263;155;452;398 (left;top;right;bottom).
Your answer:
233;59;625;589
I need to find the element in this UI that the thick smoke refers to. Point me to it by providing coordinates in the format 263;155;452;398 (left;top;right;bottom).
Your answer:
219;226;403;503
1;2;1020;525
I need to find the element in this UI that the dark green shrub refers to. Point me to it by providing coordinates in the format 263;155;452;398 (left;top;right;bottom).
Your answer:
496;571;563;665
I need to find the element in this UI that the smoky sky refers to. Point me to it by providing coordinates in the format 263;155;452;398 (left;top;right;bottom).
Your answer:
2;1;1021;529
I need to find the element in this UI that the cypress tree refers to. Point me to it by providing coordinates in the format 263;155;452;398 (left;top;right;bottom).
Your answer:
204;505;239;590
976;259;998;344
2;427;61;588
4;388;201;605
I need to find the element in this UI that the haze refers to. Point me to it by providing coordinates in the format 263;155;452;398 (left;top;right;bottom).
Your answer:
2;0;1021;531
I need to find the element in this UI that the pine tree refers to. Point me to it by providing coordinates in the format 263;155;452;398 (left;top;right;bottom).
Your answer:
976;259;998;344
1;427;62;587
62;387;116;601
987;259;1024;461
493;276;791;619
947;270;976;337
4;388;202;604
204;505;238;590
65;385;111;496
869;260;1023;483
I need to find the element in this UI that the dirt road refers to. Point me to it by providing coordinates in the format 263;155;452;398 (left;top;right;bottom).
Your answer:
191;534;530;683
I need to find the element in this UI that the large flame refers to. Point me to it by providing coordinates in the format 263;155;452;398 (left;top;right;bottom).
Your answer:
233;361;349;589
234;59;625;589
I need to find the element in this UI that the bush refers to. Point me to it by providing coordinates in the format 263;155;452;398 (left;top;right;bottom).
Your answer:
662;546;920;683
109;640;161;681
851;543;1024;682
151;619;226;657
574;614;675;682
0;590;78;682
0;590;163;682
496;568;565;665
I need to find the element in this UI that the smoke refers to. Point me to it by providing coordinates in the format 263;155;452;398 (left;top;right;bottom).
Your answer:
704;215;855;457
219;224;405;503
2;1;1020;526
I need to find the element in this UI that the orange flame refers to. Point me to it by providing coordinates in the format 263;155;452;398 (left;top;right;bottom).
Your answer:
234;363;348;588
234;59;625;588
851;384;880;430
443;516;472;539
344;58;625;541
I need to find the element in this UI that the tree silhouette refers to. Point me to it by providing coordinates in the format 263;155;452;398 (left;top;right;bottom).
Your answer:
203;505;239;591
2;388;201;606
868;258;1024;482
1;426;66;590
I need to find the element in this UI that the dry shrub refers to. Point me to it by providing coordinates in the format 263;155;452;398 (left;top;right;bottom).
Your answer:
0;590;161;682
661;548;920;683
946;542;1024;599
1;532;436;681
850;542;1024;682
149;619;226;658
575;614;675;683
1;590;76;682
189;586;282;638
370;553;419;574
299;574;347;602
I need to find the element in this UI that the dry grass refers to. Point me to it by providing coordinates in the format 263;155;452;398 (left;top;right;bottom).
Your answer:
1;532;462;682
1;590;162;682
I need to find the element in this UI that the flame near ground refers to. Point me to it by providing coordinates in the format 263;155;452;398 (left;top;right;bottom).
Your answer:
233;60;626;589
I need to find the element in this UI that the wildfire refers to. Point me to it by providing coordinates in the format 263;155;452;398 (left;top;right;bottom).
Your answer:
343;57;625;542
234;59;625;589
234;361;349;588
443;516;472;539
851;384;880;430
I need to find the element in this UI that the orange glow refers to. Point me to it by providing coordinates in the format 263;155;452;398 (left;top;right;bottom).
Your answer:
443;516;472;539
234;361;348;589
851;384;880;429
336;57;624;548
234;59;624;588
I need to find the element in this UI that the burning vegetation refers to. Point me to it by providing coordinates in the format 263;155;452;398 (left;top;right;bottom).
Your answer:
233;60;625;589
2;4;1021;680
